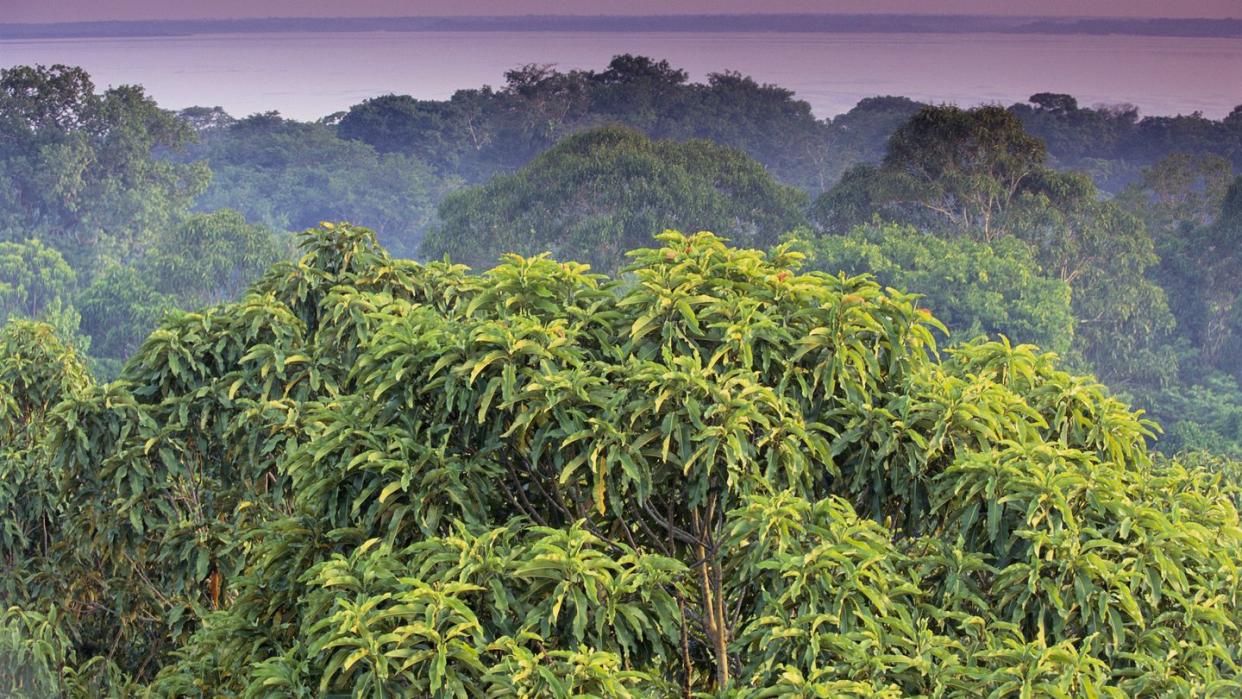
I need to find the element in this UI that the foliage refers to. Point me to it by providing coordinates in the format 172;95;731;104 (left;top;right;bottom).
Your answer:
1;56;1242;698
0;64;208;270
1013;94;1242;191
338;55;834;191
422;126;808;272
812;105;1175;387
141;209;289;309
187;112;451;257
0;238;85;351
76;265;176;363
0;225;1237;697
793;222;1075;354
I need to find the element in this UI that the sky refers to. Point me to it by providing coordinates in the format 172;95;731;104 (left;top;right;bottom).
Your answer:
2;0;1240;23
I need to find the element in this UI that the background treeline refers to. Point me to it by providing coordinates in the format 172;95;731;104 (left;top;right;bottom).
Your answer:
1;58;1241;455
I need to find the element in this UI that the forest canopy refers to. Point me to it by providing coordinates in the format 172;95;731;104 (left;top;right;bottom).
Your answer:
422;126;808;272
1;55;1242;695
1;225;1239;696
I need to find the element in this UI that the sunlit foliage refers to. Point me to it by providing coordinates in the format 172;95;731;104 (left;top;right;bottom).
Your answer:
0;224;1237;696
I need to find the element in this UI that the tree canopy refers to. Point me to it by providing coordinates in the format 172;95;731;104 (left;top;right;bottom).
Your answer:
794;222;1075;355
812;105;1174;386
187;112;450;258
422;126;808;272
337;55;833;191
0;64;207;270
1;224;1239;696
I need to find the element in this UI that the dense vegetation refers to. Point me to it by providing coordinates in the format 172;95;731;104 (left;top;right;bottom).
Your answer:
2;55;1242;694
0;65;288;373
2;225;1240;696
423;126;807;272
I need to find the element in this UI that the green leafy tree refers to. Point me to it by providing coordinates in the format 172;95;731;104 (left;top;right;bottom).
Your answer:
0;239;84;350
422;126;808;272
813;105;1174;386
0;64;207;269
75;265;175;365
823;95;925;183
813;106;1048;240
337;55;834;191
794;222;1075;354
190;112;450;257
0;225;1235;697
142;209;289;309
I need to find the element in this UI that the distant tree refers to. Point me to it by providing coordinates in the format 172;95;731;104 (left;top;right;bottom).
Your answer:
1005;170;1173;383
591;54;688;87
142;210;288;309
0;239;84;350
1028;93;1079;115
815;106;1047;240
680;71;833;191
193;113;448;257
0;64;208;269
176;106;235;132
422;126;808;271
0;239;75;323
1120;152;1233;235
796;222;1075;354
813;105;1173;385
336;56;834;190
1199;177;1242;372
1226;104;1242;127
77;265;175;362
336;94;478;172
823;96;925;183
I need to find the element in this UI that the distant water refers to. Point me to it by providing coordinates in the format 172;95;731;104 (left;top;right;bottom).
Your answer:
2;30;1240;120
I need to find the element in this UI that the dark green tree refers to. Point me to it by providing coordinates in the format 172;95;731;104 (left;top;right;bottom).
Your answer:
795;222;1075;354
0;64;207;269
76;265;175;365
0;239;82;346
422;126;808;272
142;209;288;309
813;105;1173;386
191;112;449;257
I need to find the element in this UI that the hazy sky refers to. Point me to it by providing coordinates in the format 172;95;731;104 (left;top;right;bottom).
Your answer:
3;0;1240;23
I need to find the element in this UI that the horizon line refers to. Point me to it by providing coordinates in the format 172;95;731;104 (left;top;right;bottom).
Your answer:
4;14;1239;42
4;12;1239;25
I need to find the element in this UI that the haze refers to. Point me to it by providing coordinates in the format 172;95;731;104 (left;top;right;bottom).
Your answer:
4;0;1240;23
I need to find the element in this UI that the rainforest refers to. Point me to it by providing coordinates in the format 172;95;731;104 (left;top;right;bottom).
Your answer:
1;50;1241;697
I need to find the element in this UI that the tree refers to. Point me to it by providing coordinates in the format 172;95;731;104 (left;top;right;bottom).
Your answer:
76;265;175;364
1004;170;1173;383
336;55;835;191
422;126;808;272
795;222;1075;354
823;95;925;184
336;94;479;173
1118;152;1232;236
176;105;235;133
0;239;78;330
0;320;96;697
815;106;1048;241
1;224;1238;696
813;105;1174;386
1028;92;1079;115
141;210;288;309
1121;155;1235;368
0;65;208;269
190;112;449;258
1198;177;1242;372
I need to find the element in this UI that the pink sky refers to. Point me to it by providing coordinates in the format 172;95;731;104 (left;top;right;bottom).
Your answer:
2;1;1239;23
